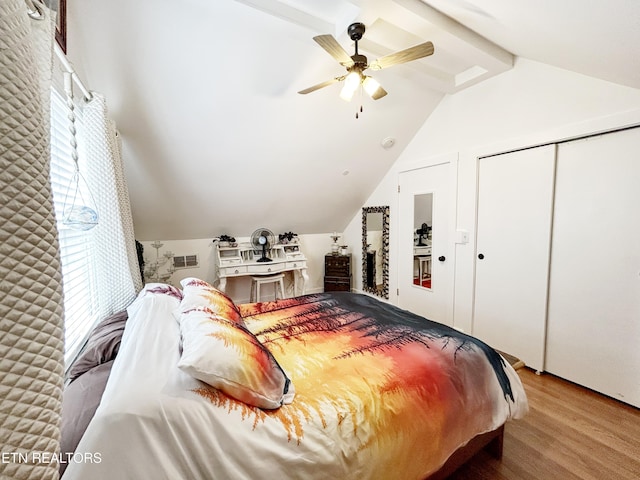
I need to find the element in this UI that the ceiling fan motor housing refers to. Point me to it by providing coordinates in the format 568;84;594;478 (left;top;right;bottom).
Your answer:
348;22;366;41
351;54;368;67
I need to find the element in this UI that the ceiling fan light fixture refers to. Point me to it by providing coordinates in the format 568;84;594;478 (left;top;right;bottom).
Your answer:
340;71;361;101
363;76;381;98
339;84;355;102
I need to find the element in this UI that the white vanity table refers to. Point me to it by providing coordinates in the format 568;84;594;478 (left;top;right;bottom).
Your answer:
414;245;432;256
214;242;309;296
413;245;432;283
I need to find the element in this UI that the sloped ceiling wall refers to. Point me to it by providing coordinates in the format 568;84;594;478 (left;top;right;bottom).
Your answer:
66;0;640;241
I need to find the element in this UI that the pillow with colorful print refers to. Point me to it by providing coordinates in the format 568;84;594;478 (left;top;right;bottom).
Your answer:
179;277;242;322
177;278;294;409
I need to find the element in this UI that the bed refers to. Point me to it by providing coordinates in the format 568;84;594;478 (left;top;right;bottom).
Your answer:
61;279;528;479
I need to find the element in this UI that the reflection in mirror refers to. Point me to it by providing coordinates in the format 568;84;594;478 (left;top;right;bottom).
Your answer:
362;206;389;299
413;194;433;290
367;213;383;288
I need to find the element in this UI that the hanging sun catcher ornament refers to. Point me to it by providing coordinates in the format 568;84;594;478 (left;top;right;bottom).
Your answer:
61;72;99;231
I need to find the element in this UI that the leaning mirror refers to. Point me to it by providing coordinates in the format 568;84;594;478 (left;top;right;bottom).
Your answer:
362;206;389;299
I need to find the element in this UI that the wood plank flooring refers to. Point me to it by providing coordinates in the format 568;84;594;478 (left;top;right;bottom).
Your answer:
449;368;640;479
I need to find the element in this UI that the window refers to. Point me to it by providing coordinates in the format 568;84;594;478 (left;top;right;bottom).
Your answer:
49;88;99;366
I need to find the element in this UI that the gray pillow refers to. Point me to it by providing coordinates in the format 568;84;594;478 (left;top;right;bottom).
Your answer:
66;310;128;381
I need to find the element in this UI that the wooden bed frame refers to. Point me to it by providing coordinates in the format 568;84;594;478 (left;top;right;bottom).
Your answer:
427;425;504;479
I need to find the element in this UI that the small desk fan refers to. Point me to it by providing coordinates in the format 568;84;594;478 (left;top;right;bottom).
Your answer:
416;223;431;246
250;228;275;262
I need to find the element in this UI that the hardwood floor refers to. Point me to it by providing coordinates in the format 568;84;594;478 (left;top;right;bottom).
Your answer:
449;368;640;480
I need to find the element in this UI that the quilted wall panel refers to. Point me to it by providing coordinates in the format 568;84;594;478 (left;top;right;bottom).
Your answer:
1;1;65;479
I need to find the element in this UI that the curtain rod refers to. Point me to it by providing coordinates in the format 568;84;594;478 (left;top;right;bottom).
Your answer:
26;0;93;101
54;42;93;102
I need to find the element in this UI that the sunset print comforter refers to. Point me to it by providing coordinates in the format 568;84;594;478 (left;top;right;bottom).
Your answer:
63;288;528;480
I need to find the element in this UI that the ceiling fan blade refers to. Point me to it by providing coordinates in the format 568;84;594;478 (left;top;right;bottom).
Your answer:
298;77;343;95
313;34;354;67
369;41;434;70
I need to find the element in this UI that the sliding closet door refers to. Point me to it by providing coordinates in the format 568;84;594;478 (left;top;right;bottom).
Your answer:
546;127;640;407
473;145;555;372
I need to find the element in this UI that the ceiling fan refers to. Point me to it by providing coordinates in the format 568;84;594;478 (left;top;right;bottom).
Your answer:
298;22;434;105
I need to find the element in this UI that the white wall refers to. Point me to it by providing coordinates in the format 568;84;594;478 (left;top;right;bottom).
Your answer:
139;238;217;286
140;233;337;303
343;58;640;330
143;58;640;315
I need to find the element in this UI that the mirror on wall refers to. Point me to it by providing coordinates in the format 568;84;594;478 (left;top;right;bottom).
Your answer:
362;206;389;299
413;193;433;290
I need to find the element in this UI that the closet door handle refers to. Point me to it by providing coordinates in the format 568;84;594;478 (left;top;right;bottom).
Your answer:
438;256;446;262
478;253;484;260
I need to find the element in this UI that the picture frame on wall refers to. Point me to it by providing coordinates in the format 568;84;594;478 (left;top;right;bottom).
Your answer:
55;0;66;52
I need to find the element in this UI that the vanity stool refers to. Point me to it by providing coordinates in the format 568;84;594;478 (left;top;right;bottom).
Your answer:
417;256;431;283
250;273;285;302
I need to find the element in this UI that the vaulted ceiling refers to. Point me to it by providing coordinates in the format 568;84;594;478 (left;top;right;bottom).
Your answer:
67;0;640;240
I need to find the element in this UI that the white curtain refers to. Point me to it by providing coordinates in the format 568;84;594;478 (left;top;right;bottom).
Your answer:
83;93;143;317
0;1;65;480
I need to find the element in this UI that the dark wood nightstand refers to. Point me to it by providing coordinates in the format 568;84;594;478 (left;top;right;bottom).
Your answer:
324;254;351;292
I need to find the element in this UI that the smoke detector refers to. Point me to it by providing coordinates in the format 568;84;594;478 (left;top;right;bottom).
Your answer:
381;137;395;149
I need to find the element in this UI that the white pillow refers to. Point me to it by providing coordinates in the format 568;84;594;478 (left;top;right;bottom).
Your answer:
177;278;294;409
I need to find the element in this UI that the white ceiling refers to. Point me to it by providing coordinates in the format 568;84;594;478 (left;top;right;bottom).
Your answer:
67;0;640;241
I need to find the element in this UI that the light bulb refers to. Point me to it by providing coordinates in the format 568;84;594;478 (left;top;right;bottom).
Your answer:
340;71;361;101
339;85;355;102
363;76;382;98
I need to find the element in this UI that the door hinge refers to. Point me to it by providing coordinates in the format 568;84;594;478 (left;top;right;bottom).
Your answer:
397;185;400;193
397;288;400;296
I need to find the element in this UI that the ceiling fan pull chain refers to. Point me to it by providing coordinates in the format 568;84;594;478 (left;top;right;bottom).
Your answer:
355;87;364;119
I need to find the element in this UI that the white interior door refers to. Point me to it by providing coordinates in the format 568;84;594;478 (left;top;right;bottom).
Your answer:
398;161;454;325
546;127;640;407
473;145;555;371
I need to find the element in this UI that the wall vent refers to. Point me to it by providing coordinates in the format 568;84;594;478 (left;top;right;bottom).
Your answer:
173;254;198;269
